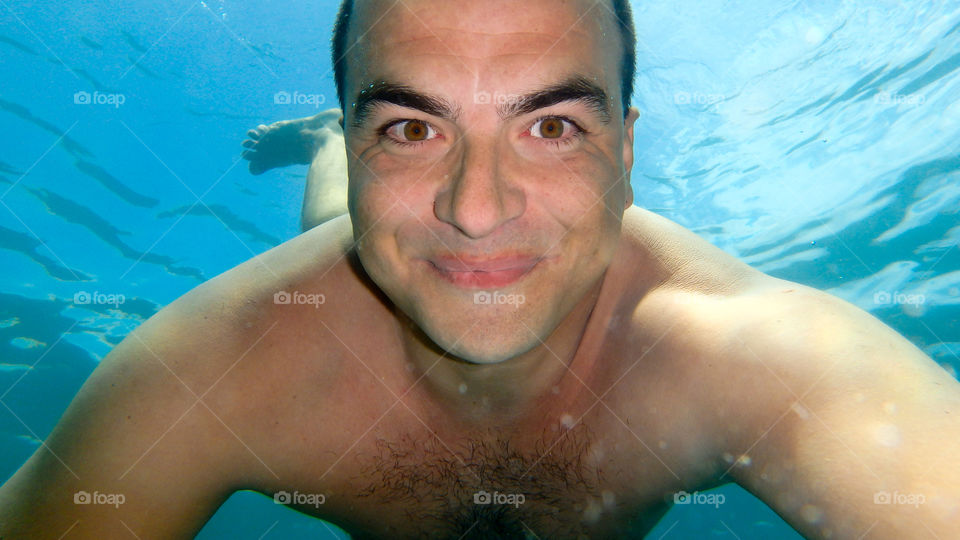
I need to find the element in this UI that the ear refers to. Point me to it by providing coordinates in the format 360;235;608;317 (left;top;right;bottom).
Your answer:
622;106;640;209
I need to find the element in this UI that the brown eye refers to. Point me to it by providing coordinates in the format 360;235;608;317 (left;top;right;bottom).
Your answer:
383;119;438;146
403;120;429;141
538;117;564;138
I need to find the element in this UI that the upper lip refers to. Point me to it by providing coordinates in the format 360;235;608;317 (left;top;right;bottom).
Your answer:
429;255;542;272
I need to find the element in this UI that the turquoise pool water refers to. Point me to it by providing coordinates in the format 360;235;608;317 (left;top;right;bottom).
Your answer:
1;0;958;538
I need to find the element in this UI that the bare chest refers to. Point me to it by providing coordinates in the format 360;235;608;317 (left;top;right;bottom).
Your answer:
261;404;699;539
248;311;721;537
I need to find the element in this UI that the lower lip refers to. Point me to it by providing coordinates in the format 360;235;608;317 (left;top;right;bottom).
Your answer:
428;260;539;289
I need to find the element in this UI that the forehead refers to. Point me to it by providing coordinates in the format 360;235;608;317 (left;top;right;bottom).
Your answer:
347;0;620;98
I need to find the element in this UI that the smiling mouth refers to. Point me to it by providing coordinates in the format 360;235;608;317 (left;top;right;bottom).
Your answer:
427;256;542;289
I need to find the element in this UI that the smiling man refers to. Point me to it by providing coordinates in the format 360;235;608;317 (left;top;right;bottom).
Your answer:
2;0;960;538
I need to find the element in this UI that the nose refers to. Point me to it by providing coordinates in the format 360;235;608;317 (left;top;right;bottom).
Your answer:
433;139;525;238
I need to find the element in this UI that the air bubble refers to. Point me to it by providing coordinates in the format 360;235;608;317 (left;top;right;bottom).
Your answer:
873;422;901;447
800;504;824;524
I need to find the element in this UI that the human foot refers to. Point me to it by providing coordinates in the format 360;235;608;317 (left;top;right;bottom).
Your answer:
241;110;342;175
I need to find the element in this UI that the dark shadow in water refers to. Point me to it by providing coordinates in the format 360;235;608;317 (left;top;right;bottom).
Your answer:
0;225;93;281
764;47;937;127
744;153;960;284
120;30;148;53
946;19;960;38
157;203;281;247
0;160;24;177
0;97;160;208
898;51;960;96
79;35;103;51
744;154;960;353
126;55;163;79
0;294;96;480
0;35;40;56
820;65;887;110
73;158;158;208
854;49;935;103
72;67;110;92
0;291;160;481
783;130;824;156
25;187;205;281
0;97;94;159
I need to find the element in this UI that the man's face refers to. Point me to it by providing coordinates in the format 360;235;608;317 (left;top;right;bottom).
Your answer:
343;0;638;364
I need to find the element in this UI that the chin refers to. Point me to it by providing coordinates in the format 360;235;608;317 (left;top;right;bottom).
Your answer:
447;335;539;365
415;303;547;365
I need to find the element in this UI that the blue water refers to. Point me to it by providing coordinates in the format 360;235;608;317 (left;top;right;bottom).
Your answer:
1;0;957;538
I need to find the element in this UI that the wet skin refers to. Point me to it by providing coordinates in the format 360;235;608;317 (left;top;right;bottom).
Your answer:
1;0;959;538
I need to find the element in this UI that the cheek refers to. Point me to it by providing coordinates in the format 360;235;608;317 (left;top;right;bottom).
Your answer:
530;154;619;219
350;162;405;228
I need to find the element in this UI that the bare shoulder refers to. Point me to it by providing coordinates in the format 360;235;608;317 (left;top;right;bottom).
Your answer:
619;207;960;537
620;206;953;425
710;281;960;537
0;215;371;538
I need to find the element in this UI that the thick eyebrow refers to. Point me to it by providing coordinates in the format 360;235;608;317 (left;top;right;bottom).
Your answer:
499;76;612;124
351;83;460;129
349;75;612;129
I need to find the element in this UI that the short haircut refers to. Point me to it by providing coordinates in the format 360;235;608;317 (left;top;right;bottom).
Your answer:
331;0;636;119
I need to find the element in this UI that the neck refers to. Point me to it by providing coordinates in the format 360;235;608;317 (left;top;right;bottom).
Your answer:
398;278;608;426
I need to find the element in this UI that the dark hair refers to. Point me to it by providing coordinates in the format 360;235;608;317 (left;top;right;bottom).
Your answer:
331;0;636;118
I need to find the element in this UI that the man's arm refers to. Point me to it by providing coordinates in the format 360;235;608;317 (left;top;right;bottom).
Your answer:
722;285;960;538
0;293;250;538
